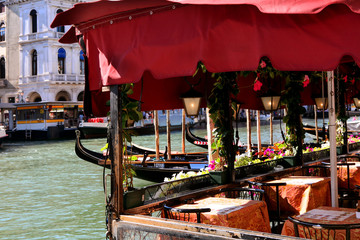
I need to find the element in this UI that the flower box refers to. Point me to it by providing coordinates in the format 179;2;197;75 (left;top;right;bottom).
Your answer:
209;169;229;185
302;148;330;163
235;159;278;178
336;145;347;155
349;142;360;152
123;188;145;210
280;156;301;168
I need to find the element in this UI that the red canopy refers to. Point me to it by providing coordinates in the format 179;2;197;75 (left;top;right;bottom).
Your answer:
51;0;360;116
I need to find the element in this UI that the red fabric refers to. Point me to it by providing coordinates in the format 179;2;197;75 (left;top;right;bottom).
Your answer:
51;0;360;29
50;1;360;116
84;4;360;88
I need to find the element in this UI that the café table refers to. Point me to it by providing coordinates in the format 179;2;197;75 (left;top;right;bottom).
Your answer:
264;176;331;215
167;197;271;233
338;161;360;190
281;206;360;239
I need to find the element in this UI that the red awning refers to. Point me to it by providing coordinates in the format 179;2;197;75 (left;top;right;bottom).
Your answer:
51;0;360;116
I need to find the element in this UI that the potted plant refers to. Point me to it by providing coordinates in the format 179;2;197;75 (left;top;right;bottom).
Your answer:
207;69;239;184
104;83;144;209
334;118;350;155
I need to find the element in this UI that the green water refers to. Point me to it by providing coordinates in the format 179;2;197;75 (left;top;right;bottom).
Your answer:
0;121;318;239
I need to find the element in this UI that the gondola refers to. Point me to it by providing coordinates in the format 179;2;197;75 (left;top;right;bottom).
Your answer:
185;124;269;152
185;124;208;149
75;130;208;182
303;121;360;139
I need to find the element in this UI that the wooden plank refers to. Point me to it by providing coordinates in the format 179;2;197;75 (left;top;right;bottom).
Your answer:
246;109;251;152
154;111;160;160
166;110;171;160
110;85;124;214
182;110;186;153
314;105;319;143
269;112;273;145
257;110;261;153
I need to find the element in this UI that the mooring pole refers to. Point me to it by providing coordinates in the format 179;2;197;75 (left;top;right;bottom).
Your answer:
110;85;124;216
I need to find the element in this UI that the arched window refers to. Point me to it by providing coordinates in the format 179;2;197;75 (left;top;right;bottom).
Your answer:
32;50;37;75
0;3;5;13
0;23;5;41
58;48;66;74
0;57;5;78
56;9;64;33
80;50;85;75
30;10;37;33
77;91;84;101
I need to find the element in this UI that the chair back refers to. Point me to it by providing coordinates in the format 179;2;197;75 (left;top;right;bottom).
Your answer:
163;204;211;223
218;187;264;201
338;155;360;163
288;216;360;240
246;180;287;233
301;165;330;177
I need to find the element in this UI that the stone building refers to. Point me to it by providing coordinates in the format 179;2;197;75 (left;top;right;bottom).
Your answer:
0;0;89;104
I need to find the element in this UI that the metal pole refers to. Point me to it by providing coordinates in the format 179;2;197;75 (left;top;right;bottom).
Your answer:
327;71;338;207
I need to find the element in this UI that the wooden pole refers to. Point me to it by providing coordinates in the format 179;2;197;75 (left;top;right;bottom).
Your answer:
206;108;215;164
327;71;338;208
154;111;160;160
270;112;273;146
182;109;186;153
166;110;171;160
257;110;261;153
246;109;251;152
314;105;319;143
110;85;123;215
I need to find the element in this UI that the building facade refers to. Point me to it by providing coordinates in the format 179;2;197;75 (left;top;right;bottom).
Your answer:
0;0;88;104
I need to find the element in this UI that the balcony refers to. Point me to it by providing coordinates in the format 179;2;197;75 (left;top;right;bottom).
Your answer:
19;74;85;85
19;31;66;42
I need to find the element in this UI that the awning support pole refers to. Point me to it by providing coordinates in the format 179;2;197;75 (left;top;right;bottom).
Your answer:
327;71;339;207
110;85;124;215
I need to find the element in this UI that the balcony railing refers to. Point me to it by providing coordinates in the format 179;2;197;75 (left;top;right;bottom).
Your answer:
19;74;85;84
19;31;66;41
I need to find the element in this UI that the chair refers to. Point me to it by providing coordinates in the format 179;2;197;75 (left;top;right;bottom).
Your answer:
322;161;359;208
246;180;288;233
301;165;330;177
163;204;211;223
217;187;264;201
288;216;360;240
338;155;360;163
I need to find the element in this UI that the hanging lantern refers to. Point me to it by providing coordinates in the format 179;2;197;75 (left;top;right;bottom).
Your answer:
180;88;202;117
260;93;281;111
353;94;360;109
314;97;328;110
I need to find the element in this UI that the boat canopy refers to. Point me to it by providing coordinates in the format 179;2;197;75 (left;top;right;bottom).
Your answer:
51;0;360;116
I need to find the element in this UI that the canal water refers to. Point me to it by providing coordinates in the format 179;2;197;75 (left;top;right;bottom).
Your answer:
0;119;318;239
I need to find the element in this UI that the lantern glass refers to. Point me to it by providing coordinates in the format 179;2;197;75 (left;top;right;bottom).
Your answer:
261;95;280;111
182;97;201;117
353;97;360;108
314;97;328;110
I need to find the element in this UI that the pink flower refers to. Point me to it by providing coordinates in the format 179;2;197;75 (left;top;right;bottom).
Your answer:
343;75;348;83
303;75;310;87
260;60;266;68
253;80;263;91
351;78;355;84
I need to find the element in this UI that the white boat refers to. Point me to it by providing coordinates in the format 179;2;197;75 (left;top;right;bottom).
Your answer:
0;125;7;147
78;110;196;138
